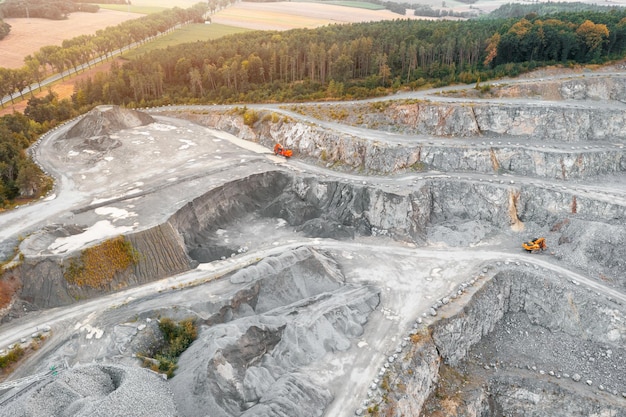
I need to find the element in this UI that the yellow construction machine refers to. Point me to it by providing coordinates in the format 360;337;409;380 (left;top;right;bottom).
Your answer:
522;237;547;253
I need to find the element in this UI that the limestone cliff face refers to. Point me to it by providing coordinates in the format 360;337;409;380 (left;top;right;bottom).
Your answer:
495;75;626;101
377;268;626;417
178;110;625;179
430;269;625;365
15;165;626;309
162;166;626;287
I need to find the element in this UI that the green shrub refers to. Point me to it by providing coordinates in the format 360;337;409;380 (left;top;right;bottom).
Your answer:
141;317;197;378
0;345;24;369
243;109;259;126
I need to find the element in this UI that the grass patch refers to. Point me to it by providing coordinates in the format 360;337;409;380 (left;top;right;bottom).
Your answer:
123;0;200;8
64;236;140;289
121;23;250;60
141;317;197;378
318;1;386;10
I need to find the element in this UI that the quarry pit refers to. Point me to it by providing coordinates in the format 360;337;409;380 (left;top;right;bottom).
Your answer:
0;66;625;417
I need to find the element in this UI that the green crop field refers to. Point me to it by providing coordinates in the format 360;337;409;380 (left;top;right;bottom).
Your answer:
97;4;167;14
121;23;250;60
97;0;202;14
317;1;386;10
129;0;200;7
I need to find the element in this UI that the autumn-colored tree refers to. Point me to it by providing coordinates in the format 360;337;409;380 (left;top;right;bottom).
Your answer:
576;19;609;59
483;33;501;67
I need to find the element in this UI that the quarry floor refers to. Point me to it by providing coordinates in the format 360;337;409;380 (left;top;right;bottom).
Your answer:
0;68;625;416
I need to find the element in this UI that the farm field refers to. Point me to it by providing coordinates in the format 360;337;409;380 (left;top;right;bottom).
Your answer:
209;1;418;30
97;4;167;14
121;23;250;60
0;9;140;69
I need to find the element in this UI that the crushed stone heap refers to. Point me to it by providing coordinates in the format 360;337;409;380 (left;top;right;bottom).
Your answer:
1;364;177;417
62;105;155;140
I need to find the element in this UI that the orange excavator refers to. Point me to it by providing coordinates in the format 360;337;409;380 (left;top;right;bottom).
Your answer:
522;237;547;253
274;143;293;158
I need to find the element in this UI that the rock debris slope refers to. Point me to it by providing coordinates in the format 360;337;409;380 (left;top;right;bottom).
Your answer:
1;364;177;417
0;66;625;417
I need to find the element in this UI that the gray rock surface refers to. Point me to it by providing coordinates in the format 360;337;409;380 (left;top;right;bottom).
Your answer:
377;267;626;416
171;248;379;417
1;364;177;417
2;68;626;417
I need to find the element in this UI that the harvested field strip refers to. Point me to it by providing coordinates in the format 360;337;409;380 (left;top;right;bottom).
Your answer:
97;5;167;14
317;1;386;10
122;24;250;60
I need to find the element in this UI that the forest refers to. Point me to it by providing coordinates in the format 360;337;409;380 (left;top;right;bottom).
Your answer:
1;3;626;207
72;9;626;106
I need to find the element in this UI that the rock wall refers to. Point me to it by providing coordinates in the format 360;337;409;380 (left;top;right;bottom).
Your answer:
167;171;292;263
13;163;626;309
175;111;625;178
496;75;626;102
375;268;626;416
433;269;625;364
164;168;626;285
334;98;626;142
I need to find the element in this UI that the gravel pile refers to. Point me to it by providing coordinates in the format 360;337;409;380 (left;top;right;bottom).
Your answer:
1;364;177;417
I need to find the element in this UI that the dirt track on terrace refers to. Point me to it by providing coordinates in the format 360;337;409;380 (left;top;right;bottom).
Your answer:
0;10;139;69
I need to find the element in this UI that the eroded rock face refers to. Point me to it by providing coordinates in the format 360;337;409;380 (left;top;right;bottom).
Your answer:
1;365;177;417
177;107;626;178
16;223;192;308
167;170;626;293
379;268;626;416
172;247;380;417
